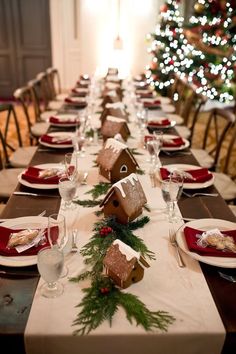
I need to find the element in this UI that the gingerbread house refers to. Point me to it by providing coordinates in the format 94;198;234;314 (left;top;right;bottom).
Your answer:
103;239;150;289
100;173;147;224
100;105;128;125
96;138;139;183
100;116;130;142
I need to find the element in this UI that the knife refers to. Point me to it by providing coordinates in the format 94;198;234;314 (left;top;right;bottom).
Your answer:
0;270;39;277
13;192;59;198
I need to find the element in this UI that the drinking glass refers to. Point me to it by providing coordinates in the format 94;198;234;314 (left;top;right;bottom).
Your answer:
58;177;77;210
48;213;68;277
161;176;183;222
64;152;78;182
37;246;64;298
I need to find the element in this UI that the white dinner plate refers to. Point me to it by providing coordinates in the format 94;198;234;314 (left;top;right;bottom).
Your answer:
161;134;190;151
39;132;74;149
161;104;176;113
176;218;236;268
160;164;214;189
49;113;77;127
0;216;48;267
18;163;64;190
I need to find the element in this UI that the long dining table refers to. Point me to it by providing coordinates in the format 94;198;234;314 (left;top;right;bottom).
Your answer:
0;97;236;354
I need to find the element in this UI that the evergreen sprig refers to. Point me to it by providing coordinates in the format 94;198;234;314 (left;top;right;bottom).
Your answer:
85;182;111;200
73;199;102;207
72;277;175;335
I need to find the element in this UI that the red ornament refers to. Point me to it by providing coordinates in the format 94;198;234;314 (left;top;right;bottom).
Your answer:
169;59;174;65
150;61;158;70
99;226;113;237
160;4;168;13
100;287;110;295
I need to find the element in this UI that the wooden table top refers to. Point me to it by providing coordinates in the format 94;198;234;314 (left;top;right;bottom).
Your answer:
0;128;236;354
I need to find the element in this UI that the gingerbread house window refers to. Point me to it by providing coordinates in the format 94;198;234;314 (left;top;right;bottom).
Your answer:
120;164;128;173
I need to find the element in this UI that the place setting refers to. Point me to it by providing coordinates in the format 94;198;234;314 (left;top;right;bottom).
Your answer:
48;113;78;127
39;131;75;148
147;117;176;132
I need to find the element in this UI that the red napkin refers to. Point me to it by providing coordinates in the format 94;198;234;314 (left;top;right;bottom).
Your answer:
40;134;72;145
21;166;61;184
64;98;87;108
71;88;87;97
184;226;236;257
159;167;213;183
162;137;184;147
143;100;161;109
49;116;76;125
148;119;171;127
0;226;51;257
144;135;155;143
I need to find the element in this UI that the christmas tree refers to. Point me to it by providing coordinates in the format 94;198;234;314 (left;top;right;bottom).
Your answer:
146;0;185;96
182;0;236;103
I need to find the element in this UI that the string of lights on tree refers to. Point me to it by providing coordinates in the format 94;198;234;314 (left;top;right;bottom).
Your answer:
146;0;236;103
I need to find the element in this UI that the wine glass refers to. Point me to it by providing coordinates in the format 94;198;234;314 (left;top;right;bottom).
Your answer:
48;213;68;278
161;176;183;222
64;152;78;182
58;177;77;210
37;246;64;298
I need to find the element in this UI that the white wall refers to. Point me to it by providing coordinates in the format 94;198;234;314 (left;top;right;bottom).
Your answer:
50;0;161;88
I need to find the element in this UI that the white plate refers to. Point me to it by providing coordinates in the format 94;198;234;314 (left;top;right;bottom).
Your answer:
18;163;64;190
176;218;236;268
161;134;190;151
39;132;74;149
161;104;176;113
161;164;214;189
49;113;77;127
0;216;48;267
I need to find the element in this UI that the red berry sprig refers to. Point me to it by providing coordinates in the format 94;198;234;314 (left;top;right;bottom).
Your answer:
99;226;113;237
100;287;110;295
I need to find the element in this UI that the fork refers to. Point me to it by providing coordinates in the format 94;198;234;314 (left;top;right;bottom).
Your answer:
169;225;185;268
71;229;78;252
182;191;219;198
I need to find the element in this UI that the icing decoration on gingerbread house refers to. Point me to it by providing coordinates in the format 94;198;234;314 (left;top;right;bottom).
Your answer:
100;116;130;142
100;173;147;224
103;239;150;289
100;102;128;124
96;138;139;183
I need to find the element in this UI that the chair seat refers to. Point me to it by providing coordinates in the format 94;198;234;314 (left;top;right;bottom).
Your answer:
0;168;24;199
190;148;214;169
31;122;50;137
40;110;58;121
166;113;184;125
48;100;64;110
213;172;236;201
175;125;191;139
9;146;37;168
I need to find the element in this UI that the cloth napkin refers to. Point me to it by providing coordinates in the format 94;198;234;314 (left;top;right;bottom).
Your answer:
138;92;154;98
49;116;76;125
64;98;87;107
184;226;236;257
144;135;155;143
148;119;171;127
162;137;185;147
159;167;213;183
0;226;51;257
40;134;72;145
143;100;161;109
21;166;61;184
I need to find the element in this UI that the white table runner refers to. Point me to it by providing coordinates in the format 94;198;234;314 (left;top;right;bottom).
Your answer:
24;131;225;354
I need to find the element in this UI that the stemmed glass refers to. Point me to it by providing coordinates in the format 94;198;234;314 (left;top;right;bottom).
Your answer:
48;213;68;278
58;176;77;210
64;152;78;182
37;246;64;298
161;174;183;222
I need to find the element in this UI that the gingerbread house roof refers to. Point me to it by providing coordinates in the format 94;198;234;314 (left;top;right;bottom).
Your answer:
103;239;149;283
100;173;147;216
96;138;138;171
101;116;130;138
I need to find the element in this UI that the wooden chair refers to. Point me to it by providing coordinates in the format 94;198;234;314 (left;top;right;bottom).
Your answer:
46;67;68;101
212;122;236;202
36;71;64;111
0;103;37;168
191;108;235;170
13;84;49;139
0;151;23;203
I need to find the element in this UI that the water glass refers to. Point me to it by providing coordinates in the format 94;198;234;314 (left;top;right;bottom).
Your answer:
64;152;78;182
161;177;183;222
58;177;77;210
37;246;64;298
